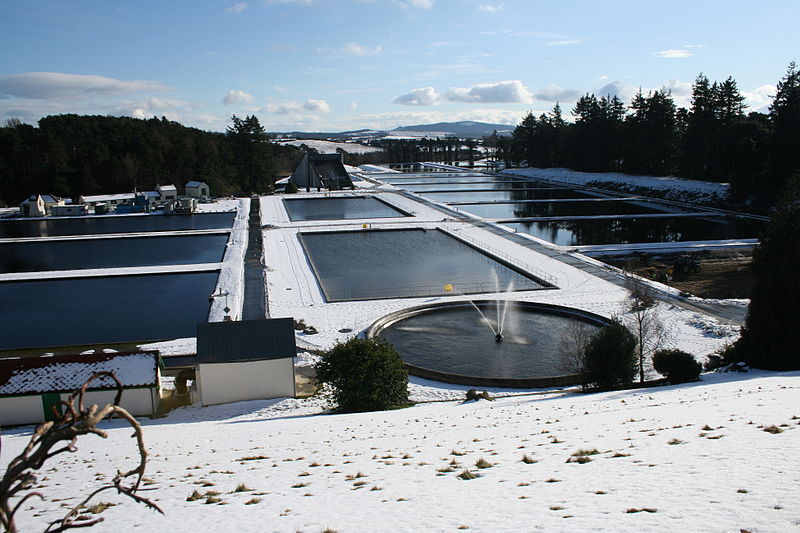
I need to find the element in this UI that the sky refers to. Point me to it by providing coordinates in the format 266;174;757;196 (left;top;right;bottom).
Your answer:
0;0;797;133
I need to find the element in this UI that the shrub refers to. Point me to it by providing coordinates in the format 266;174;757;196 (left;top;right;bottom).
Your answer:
284;181;298;194
315;337;408;413
653;349;702;383
582;319;637;390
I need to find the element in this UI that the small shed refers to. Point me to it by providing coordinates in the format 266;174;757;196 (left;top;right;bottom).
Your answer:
156;184;178;202
19;194;64;216
0;351;162;427
289;154;354;191
185;181;210;198
196;318;296;406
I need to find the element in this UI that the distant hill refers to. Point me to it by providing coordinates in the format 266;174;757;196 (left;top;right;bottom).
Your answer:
271;121;516;140
391;121;514;138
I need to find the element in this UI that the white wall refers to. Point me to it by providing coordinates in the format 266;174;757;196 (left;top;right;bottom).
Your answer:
0;396;42;427
197;359;295;406
0;388;159;428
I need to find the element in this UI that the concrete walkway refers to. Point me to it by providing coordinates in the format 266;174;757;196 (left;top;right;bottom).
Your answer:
242;197;267;320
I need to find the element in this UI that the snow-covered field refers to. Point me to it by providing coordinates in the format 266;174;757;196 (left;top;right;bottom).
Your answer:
2;371;798;532
274;139;383;155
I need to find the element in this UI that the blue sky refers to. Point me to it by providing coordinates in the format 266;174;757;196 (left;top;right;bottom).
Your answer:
0;0;796;132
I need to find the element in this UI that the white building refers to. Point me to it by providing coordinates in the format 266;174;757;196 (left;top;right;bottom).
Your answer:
156;184;177;202
79;192;135;211
185;181;210;198
18;194;65;216
0;351;162;427
196;318;296;406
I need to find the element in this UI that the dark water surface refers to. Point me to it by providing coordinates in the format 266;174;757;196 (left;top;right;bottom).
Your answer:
0;234;229;273
378;302;603;379
462;199;669;219
505;215;764;246
283;196;408;221
299;229;548;301
0;212;235;238
0;272;218;349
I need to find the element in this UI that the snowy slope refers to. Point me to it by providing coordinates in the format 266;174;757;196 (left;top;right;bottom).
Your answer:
2;371;798;532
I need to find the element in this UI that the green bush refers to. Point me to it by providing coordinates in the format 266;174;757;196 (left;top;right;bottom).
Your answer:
314;337;408;413
582;319;637;390
652;349;701;383
284;181;298;194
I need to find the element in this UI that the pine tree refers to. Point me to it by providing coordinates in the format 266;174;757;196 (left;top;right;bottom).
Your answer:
226;114;275;193
769;62;800;200
735;175;800;369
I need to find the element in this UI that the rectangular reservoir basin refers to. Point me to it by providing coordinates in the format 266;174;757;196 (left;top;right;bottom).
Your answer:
0;272;219;350
298;228;550;302
283;196;409;221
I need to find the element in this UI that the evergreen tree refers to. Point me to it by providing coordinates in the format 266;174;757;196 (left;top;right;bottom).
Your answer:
681;74;717;179
735;176;800;370
769;61;800;201
226;114;275;194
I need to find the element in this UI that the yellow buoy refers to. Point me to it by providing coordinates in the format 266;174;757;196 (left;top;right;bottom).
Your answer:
444;283;453;292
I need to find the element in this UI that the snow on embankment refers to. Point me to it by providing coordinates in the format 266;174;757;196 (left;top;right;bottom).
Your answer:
274;139;383;155
503;168;729;204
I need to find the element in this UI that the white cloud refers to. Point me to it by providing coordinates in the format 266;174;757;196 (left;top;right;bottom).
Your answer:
348;102;358;110
655;49;692;59
545;40;582;47
265;0;313;5
393;0;434;9
392;87;441;106
742;84;775;113
446;80;532;104
316;42;382;57
662;78;692;97
0;72;169;100
226;2;248;13
534;85;581;102
597;80;636;101
684;44;706;49
222;90;255;105
303;98;330;113
478;3;504;13
266;98;330;114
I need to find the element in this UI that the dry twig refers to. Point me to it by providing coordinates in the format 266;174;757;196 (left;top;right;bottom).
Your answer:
0;371;163;532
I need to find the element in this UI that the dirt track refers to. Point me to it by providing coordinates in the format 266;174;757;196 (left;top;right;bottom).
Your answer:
607;252;754;300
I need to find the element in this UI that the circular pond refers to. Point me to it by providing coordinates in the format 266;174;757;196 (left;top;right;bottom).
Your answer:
368;300;611;387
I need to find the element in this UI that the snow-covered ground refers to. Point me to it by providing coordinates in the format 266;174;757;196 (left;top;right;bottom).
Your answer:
6;179;792;532
502;168;730;205
2;370;798;532
274;139;383;155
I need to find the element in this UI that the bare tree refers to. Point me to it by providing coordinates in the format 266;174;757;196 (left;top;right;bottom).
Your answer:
558;320;594;390
0;371;163;532
623;275;669;383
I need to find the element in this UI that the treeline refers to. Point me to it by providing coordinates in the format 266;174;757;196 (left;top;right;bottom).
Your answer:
508;63;800;210
0;114;300;205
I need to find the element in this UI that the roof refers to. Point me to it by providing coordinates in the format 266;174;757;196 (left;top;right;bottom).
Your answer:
197;318;296;364
156;184;177;192
289;154;353;190
185;181;208;188
0;351;160;396
20;194;62;205
80;193;135;202
143;191;160;198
